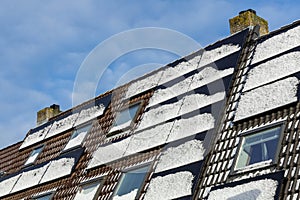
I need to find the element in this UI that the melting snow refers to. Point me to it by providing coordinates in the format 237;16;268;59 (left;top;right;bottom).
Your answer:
207;179;278;200
244;52;300;91
88;138;130;169
252;25;300;64
235;77;299;121
155;140;205;173
144;171;194;200
125;71;163;99
0;174;21;197
198;44;240;68
113;189;138;200
11;163;50;193
124;122;174;156
46;113;79;139
167;113;215;143
40;158;75;183
190;67;234;91
20;124;52;149
74;104;105;126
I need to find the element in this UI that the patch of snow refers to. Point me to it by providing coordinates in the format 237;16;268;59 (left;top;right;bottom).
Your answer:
87;138;130;169
207;179;278;200
46;113;79;139
244;52;300;91
199;44;240;67
148;76;193;108
63;131;87;151
124;122;174;156
158;56;200;86
179;92;225;115
235;77;299;121
11;163;50;193
190;67;234;91
113;189;138;200
155;140;205;173
20;124;52;149
144;171;194;200
252;25;300;64
125;71;163;99
137;100;182;131
108;120;132;134
40;158;75;183
167;113;215;143
74;104;105;126
0;174;21;197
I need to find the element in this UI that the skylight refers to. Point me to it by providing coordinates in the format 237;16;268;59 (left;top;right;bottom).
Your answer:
24;145;44;166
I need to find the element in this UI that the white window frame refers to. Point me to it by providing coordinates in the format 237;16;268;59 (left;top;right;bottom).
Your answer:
73;177;104;200
233;122;284;173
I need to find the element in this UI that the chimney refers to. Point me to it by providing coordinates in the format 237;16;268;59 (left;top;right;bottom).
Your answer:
229;9;269;36
37;104;61;126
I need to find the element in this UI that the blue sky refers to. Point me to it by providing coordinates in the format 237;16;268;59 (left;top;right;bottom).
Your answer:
0;0;299;149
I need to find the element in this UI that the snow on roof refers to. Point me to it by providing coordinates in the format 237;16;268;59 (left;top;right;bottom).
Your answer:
155;140;205;173
87;138;130;169
244;52;300;92
11;163;50;193
19;124;52;149
74;104;105;126
207;179;278;200
252;25;300;64
124;122;174;156
235;77;299;121
40;158;75;184
144;171;194;200
167;113;215;143
45;113;79;139
0;174;21;197
113;189;138;200
125;70;164;99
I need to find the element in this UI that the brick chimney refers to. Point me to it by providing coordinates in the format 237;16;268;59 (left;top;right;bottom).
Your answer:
37;104;61;125
229;9;269;36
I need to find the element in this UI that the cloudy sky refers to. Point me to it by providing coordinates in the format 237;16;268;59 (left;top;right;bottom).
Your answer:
0;0;299;149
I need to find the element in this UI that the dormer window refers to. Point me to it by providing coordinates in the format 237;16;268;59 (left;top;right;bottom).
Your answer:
234;125;283;171
24;145;44;166
108;102;141;136
63;123;92;152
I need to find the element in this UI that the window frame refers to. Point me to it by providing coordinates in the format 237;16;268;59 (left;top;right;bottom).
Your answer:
107;101;143;137
24;145;45;166
232;121;285;174
62;122;92;152
73;177;104;200
112;163;150;199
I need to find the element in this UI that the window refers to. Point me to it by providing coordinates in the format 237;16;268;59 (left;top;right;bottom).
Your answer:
235;125;282;170
25;145;44;166
113;165;149;198
32;192;53;200
73;180;103;200
63;124;92;151
108;103;141;135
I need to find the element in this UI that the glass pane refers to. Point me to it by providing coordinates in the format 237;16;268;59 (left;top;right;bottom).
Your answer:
235;126;281;169
35;194;52;200
114;104;140;127
115;166;149;197
25;146;43;165
74;181;101;200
